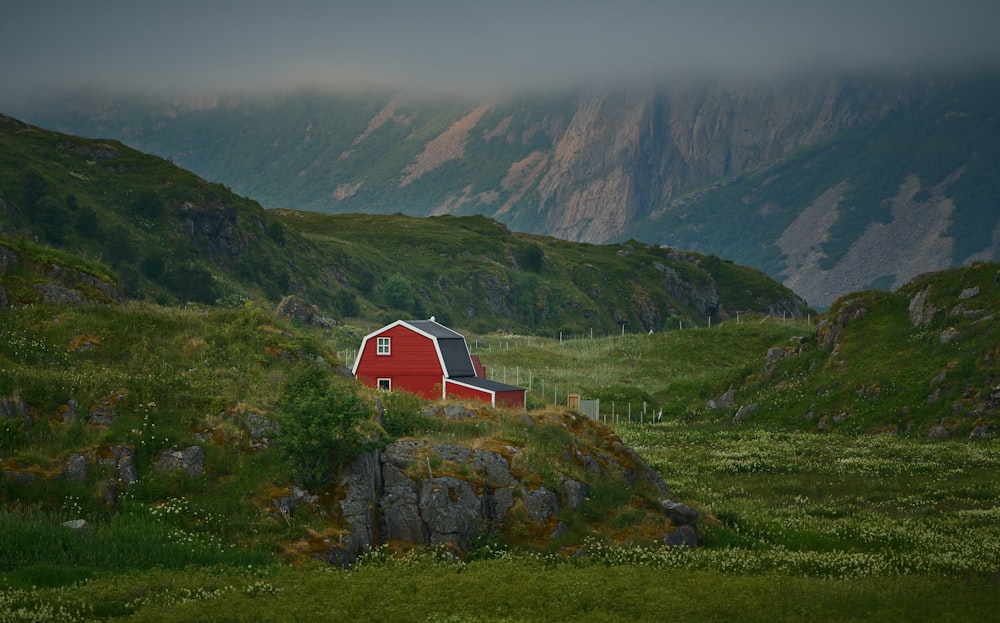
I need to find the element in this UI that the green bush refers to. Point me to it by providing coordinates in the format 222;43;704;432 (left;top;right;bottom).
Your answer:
130;189;164;221
276;365;374;488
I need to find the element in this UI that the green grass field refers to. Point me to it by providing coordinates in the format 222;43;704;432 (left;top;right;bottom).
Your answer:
4;423;999;621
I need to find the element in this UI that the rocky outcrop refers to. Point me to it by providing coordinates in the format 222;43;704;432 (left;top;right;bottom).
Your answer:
0;245;122;307
656;262;722;324
817;294;873;350
87;392;125;426
42;263;123;304
329;421;699;564
62;454;89;482
34;283;83;305
178;201;246;260
98;444;138;485
0;396;30;424
275;294;331;328
153;446;206;478
909;286;938;327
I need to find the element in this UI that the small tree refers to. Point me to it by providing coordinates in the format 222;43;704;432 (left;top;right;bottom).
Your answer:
520;243;544;272
383;273;415;311
277;365;372;488
74;206;100;238
131;189;164;221
35;195;70;243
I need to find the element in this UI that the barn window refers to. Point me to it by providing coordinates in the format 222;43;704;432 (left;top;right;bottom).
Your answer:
377;337;391;355
378;378;391;390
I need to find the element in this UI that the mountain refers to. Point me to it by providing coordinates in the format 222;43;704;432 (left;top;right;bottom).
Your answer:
0;113;807;335
13;70;1000;308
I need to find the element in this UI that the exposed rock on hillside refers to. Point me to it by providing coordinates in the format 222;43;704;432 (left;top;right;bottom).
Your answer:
323;409;699;564
153;446;206;478
909;286;938;327
275;294;331;328
0;244;122;307
178;201;246;260
816;293;873;350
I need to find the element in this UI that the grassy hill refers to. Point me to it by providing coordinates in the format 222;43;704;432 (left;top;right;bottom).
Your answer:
725;262;1000;438
0;113;809;336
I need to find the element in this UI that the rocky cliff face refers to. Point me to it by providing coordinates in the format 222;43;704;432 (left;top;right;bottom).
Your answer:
535;76;909;244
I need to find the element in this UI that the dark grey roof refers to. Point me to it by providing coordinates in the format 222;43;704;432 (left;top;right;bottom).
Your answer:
438;338;476;377
447;376;526;393
405;319;464;339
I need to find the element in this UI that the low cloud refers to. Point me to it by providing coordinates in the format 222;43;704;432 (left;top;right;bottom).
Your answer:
2;0;998;99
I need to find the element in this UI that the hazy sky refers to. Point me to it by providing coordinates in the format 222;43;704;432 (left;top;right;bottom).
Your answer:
2;0;999;98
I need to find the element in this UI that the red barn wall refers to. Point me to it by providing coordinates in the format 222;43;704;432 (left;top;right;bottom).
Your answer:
494;390;526;409
444;381;493;405
444;381;526;409
355;325;444;400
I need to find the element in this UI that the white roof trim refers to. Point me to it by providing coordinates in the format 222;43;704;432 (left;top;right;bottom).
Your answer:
353;319;472;378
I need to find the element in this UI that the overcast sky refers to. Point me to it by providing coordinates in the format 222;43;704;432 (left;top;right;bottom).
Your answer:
2;0;999;100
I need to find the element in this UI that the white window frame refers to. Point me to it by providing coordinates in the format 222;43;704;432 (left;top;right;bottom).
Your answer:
377;378;391;391
377;337;391;355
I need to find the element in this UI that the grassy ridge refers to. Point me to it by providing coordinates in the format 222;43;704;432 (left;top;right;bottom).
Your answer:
0;113;807;335
280;209;809;335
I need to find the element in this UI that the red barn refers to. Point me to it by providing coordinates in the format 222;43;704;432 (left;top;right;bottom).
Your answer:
352;319;526;409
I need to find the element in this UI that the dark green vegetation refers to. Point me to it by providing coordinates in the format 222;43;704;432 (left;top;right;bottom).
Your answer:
276;210;807;334
0;112;808;335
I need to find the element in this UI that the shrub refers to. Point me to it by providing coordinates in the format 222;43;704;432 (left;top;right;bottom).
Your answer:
130;189;164;221
276;365;374;488
383;273;415;312
140;253;166;280
519;243;544;272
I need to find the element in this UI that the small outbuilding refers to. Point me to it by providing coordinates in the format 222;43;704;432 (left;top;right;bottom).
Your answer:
352;318;526;409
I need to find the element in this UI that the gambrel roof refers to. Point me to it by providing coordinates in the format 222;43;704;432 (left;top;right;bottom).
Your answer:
352;318;476;378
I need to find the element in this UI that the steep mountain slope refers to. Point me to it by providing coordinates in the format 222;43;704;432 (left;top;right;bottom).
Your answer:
15;72;998;308
627;77;1000;307
0;114;807;335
